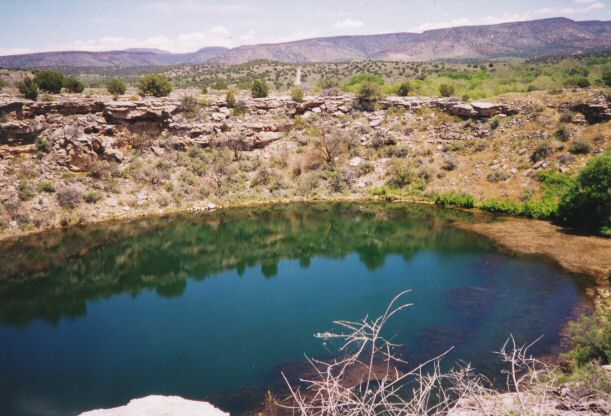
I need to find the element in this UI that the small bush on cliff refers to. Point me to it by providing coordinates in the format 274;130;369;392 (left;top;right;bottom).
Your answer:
251;80;269;98
557;151;611;235
138;74;173;97
397;80;412;97
57;186;83;209
569;139;591;155
18;77;38;100
107;78;126;96
291;87;304;103
226;90;237;108
530;142;552;163
63;77;84;93
439;83;455;97
18;182;36;201
34;70;65;94
34;137;51;155
0;78;5;90
355;81;383;111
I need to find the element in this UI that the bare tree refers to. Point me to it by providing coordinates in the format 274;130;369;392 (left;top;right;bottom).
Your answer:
280;290;464;415
280;291;564;416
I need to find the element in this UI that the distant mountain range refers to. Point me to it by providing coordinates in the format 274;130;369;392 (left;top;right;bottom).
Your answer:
1;17;610;68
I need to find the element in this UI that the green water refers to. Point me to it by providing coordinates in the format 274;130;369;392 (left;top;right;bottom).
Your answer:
0;203;588;415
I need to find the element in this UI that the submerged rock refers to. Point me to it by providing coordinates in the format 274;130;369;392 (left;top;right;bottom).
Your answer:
79;395;229;416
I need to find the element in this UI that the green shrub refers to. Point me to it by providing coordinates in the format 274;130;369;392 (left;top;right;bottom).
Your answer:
64;77;84;93
37;181;56;193
486;170;510;182
84;191;102;204
569;139;591;155
397;81;412;97
34;70;65;93
356;81;383;110
34;137;51;156
530;142;552;163
434;191;475;208
386;158;415;188
251;80;269;98
180;96;199;119
439;83;455;97
522;198;558;219
0;78;5;90
18;181;36;201
565;77;591;88
557;151;611;234
565;311;610;367
291;87;305;102
554;124;571;141
213;81;227;90
226;90;237;108
17;77;38;100
602;70;611;87
345;73;385;92
107;78;127;96
479;199;523;215
232;105;247;117
138;74;173;97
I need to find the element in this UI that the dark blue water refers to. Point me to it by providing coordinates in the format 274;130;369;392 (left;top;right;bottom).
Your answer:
0;204;588;415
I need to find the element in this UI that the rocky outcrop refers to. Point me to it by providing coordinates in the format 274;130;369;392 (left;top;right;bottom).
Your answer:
24;99;105;117
571;96;611;124
79;396;229;416
48;114;123;171
382;96;516;118
0;93;517;170
0;117;46;145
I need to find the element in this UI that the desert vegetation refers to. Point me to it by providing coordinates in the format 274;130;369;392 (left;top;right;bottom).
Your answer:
278;291;610;415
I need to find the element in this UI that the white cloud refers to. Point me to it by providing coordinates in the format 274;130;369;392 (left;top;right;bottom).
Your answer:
51;26;234;53
0;47;35;57
574;0;597;4
334;19;365;29
144;0;251;14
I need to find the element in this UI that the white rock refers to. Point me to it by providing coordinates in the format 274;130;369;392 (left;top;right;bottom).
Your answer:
369;118;383;128
207;202;217;210
79;395;229;416
349;157;363;167
106;198;118;207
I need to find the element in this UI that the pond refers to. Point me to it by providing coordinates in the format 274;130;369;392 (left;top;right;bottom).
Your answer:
0;203;589;415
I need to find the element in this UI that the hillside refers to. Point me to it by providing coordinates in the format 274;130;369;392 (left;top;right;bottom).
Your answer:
0;18;609;68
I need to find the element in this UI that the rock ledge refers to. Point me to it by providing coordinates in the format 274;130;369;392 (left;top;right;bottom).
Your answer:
79;395;229;416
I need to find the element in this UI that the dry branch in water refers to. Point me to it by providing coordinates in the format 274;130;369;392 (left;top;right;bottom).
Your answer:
280;290;562;416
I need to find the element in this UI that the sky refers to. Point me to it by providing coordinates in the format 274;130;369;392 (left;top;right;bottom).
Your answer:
0;0;609;56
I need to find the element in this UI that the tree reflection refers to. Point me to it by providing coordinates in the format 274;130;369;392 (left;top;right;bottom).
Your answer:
0;203;490;326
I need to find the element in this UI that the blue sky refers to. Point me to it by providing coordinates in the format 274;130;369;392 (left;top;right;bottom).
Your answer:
0;0;609;55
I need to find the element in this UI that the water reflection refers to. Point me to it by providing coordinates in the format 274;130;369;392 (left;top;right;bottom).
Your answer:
0;203;489;326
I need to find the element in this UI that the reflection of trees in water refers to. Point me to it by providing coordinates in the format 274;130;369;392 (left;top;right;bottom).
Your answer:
0;203;491;326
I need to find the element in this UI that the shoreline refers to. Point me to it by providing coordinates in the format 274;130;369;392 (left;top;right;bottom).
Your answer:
2;195;609;286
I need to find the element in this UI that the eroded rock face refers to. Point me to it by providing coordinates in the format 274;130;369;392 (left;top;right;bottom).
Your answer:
1;94;517;171
571;96;611;124
0;117;46;145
